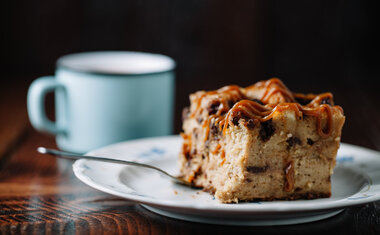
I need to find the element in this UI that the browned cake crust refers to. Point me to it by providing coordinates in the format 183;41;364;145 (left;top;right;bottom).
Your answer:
179;78;345;203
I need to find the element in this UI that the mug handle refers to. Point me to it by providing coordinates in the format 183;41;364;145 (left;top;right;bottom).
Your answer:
27;76;66;135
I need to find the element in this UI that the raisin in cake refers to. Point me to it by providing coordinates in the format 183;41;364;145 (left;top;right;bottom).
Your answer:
179;78;345;203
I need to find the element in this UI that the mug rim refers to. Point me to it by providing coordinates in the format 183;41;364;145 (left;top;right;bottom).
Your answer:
56;51;176;76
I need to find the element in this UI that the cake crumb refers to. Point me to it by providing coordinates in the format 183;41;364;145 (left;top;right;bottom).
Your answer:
174;190;178;195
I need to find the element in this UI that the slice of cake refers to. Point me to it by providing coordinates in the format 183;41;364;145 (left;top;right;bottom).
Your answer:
179;78;345;203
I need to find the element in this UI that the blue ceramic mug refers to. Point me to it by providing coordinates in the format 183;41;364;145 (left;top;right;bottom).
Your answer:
27;51;175;153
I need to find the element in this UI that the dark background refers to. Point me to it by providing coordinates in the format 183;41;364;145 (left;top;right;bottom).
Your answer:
1;0;379;148
1;2;380;233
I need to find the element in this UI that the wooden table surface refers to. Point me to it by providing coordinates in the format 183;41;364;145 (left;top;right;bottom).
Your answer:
1;80;380;235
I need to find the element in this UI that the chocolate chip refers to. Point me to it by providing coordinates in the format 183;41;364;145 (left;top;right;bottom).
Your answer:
259;119;275;141
295;97;311;106
246;119;255;129
245;178;252;183
307;138;314;145
190;167;202;182
185;152;191;161
182;107;190;121
208;101;220;115
193;131;198;139
251;98;264;105
228;100;235;108
210;123;221;138
232;110;249;126
327;176;331;182
197;117;203;124
210;124;218;134
287;136;301;149
246;165;269;174
205;140;210;149
321;98;331;105
232;116;240;126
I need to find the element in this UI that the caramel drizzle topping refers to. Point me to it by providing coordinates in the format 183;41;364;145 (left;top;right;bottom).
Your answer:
195;79;342;141
191;85;245;119
180;132;192;158
224;100;337;138
255;78;295;103
211;143;222;154
220;158;226;166
284;161;295;192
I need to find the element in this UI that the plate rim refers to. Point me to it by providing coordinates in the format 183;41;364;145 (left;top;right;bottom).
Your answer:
73;135;380;214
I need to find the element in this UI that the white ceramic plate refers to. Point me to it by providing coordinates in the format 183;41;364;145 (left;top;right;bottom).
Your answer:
73;136;380;226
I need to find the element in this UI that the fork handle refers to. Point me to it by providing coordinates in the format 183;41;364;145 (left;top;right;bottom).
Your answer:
37;147;190;186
